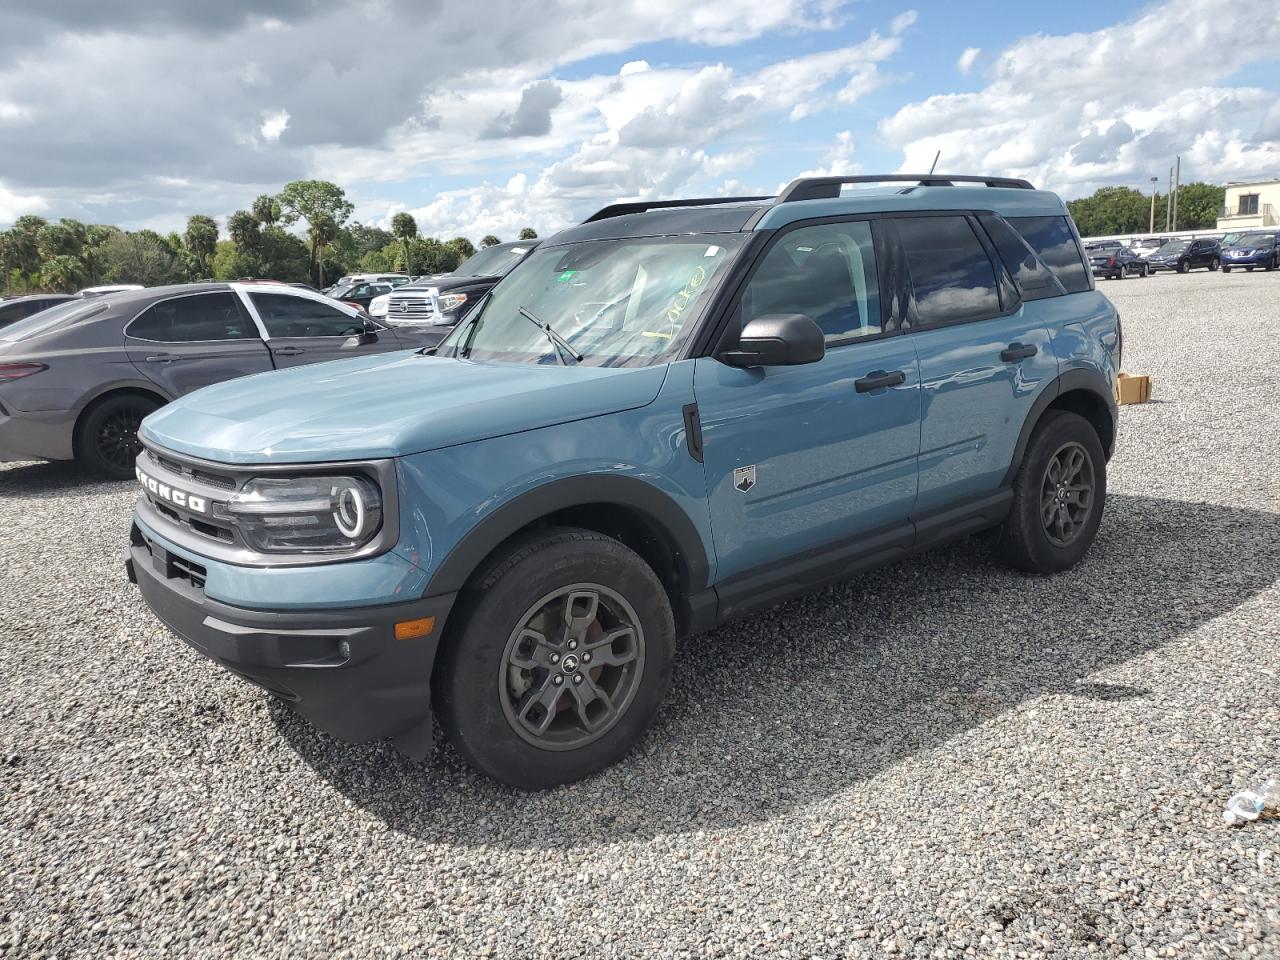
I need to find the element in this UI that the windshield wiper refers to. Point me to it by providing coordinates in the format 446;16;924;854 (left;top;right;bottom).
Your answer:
519;306;583;365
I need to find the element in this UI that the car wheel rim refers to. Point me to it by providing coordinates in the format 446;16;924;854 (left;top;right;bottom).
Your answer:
499;583;646;751
1041;441;1094;548
96;407;144;471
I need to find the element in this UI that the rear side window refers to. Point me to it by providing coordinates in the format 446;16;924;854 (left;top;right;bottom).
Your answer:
741;220;883;344
896;216;1001;327
1008;216;1090;293
128;293;254;342
979;215;1066;301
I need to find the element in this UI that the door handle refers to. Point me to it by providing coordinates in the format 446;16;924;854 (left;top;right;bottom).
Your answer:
854;369;906;393
145;353;179;364
1000;343;1038;363
272;346;305;356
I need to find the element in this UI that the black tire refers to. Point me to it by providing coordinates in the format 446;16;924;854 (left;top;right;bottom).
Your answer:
1177;260;1189;274
434;527;675;789
1209;258;1220;272
74;393;161;480
1246;266;1255;273
995;410;1106;574
1222;266;1232;273
1141;264;1149;277
1266;256;1276;272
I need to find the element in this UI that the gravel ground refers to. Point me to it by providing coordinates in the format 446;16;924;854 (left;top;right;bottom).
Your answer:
2;269;1278;959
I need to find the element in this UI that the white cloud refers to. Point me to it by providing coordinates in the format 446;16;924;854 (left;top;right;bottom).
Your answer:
956;46;980;74
259;109;290;142
881;1;1280;196
794;130;859;180
619;60;650;76
0;181;48;221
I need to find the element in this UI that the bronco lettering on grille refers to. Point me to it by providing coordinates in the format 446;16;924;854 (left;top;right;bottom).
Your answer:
136;466;208;514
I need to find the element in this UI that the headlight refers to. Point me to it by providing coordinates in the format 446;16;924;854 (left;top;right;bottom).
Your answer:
369;294;390;317
438;292;468;314
216;475;382;554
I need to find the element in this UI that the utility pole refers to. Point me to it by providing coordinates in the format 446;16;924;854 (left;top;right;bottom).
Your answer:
1172;155;1180;232
1166;167;1173;231
1149;176;1158;234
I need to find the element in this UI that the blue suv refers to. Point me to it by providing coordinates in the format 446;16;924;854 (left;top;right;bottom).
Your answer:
127;174;1119;788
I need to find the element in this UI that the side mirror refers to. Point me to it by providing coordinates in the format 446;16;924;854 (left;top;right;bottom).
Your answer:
720;314;825;368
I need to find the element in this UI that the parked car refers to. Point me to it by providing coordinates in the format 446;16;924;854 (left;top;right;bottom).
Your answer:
327;280;395;311
1087;245;1150;279
1083;239;1124;253
0;294;78;330
0;282;437;479
1146;237;1220;273
370;240;540;345
127;174;1118;789
1219;232;1279;272
326;273;412;294
1130;237;1167;259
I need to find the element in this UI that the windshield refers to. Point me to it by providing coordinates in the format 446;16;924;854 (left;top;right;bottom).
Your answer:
454;244;533;277
1236;233;1276;247
1158;240;1189;253
439;234;745;367
0;298;107;341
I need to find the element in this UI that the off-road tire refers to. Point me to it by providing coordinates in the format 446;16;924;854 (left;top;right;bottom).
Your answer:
434;527;675;789
995;410;1106;574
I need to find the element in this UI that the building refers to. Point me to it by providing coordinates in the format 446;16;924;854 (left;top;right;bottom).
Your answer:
1217;179;1280;231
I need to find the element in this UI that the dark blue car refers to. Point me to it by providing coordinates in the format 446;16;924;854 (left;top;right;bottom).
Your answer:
1220;232;1279;273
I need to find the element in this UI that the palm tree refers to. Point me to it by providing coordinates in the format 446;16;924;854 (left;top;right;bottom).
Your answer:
309;214;338;287
391;212;417;275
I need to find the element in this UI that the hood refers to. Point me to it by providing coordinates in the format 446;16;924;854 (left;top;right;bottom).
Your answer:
394;274;494;294
140;352;669;464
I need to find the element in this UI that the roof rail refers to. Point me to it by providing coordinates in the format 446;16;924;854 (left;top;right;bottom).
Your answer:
775;174;1035;203
581;196;771;224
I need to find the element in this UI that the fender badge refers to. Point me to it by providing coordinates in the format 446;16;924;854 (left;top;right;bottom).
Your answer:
734;465;756;493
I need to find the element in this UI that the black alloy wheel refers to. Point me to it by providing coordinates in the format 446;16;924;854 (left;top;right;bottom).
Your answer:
76;393;161;480
499;583;646;751
1040;441;1095;547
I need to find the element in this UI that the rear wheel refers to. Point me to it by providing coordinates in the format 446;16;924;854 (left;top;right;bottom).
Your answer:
75;393;160;480
434;527;675;789
1177;260;1189;274
1223;266;1232;273
1209;258;1220;271
1266;256;1277;272
996;410;1106;574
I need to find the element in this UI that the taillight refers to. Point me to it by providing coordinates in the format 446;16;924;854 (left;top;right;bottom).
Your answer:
1108;257;1116;267
0;362;47;382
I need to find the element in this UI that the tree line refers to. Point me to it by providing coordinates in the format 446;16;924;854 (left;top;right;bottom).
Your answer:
1066;182;1224;238
0;179;539;295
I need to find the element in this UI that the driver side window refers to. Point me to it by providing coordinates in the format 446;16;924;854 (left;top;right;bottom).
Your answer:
741;220;882;345
248;292;365;338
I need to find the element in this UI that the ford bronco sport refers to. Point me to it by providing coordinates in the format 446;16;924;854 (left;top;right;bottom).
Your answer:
127;174;1119;789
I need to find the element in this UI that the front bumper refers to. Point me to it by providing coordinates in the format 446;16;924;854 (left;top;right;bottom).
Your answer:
1222;253;1270;266
127;521;455;758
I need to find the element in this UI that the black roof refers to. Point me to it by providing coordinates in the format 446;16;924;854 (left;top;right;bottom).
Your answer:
0;293;78;306
101;282;230;309
548;201;770;246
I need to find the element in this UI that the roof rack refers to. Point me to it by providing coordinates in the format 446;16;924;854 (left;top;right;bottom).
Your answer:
581;196;771;224
775;174;1035;203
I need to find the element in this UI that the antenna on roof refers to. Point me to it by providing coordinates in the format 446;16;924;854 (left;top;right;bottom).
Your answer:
928;150;940;175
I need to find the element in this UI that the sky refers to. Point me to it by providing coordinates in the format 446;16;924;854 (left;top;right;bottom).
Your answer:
0;0;1277;240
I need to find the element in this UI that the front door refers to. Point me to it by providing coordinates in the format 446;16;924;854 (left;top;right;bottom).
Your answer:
125;290;273;396
241;289;402;368
887;214;1059;515
694;218;922;589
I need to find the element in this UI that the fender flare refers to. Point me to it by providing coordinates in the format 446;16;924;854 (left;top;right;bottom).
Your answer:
422;473;711;599
75;378;175;415
1002;368;1117;486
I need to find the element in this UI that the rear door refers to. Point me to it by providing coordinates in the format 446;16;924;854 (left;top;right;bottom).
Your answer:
125;291;273;396
239;289;402;368
888;213;1059;515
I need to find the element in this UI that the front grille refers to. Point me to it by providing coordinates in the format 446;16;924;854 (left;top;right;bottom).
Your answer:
148;449;236;489
387;296;435;319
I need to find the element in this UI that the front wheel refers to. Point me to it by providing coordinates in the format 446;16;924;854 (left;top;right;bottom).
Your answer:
1222;266;1232;273
1177;260;1189;274
434;527;674;789
1266;256;1277;272
1209;258;1220;271
995;410;1106;574
75;393;160;480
